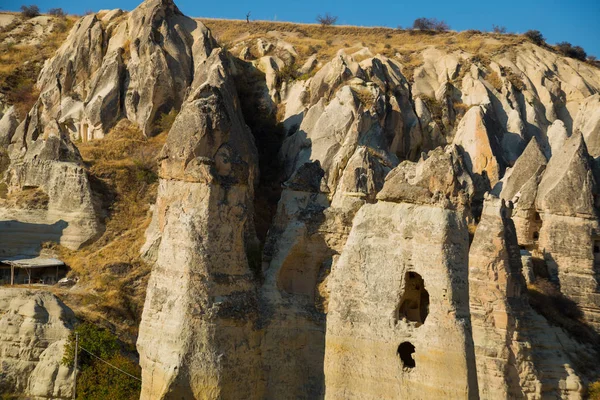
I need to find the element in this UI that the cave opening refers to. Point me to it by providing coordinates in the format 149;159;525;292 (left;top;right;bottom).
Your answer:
397;271;429;325
398;342;416;369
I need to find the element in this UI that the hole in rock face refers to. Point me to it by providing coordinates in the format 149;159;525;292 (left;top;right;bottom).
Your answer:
397;272;429;325
398;342;416;369
594;241;600;254
533;232;539;240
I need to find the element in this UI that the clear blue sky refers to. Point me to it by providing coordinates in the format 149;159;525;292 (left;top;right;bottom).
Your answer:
4;0;600;57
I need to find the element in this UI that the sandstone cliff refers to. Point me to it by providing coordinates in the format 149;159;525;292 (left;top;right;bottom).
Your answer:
0;288;75;399
1;1;600;398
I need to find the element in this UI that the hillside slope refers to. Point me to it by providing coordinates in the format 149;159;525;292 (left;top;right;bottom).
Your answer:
0;1;600;399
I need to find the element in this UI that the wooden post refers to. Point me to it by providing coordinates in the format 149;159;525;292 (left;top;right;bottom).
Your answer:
73;332;78;399
10;265;14;286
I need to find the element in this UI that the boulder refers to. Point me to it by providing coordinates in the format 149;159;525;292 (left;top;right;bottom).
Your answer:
0;288;75;398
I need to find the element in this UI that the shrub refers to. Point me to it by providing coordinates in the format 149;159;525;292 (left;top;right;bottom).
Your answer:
62;323;141;400
156;108;178;133
412;17;450;32
492;24;507;34
48;7;66;17
63;323;119;368
316;13;337;26
523;29;545;45
20;5;40;18
589;55;597;62
555;42;587;61
589;381;600;400
486;70;503;91
76;353;141;400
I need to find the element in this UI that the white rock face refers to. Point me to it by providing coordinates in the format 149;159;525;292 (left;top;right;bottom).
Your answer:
324;201;476;399
3;3;600;399
137;48;262;399
34;0;216;140
469;196;589;399
0;288;75;398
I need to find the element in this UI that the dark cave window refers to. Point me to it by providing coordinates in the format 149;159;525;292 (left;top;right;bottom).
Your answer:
533;232;539;240
398;342;416;369
397;272;429;325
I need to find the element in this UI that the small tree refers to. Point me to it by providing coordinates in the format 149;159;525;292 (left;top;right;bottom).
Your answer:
523;30;545;45
62;323;119;368
20;5;40;18
492;24;507;34
48;7;66;17
555;41;587;61
412;17;449;32
316;13;337;26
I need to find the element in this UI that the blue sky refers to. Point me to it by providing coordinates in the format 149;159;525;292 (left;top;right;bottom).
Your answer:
4;0;599;57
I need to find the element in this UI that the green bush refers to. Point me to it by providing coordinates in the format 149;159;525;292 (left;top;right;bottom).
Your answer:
48;8;66;17
316;13;337;26
156;109;178;133
523;30;545;45
62;323;141;400
492;25;507;34
75;353;141;400
63;323;119;367
412;17;450;32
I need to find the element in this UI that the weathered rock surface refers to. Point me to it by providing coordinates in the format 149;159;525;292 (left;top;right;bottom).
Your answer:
324;200;477;399
469;196;590;399
1;2;600;399
35;0;216;140
0;288;75;399
137;47;262;399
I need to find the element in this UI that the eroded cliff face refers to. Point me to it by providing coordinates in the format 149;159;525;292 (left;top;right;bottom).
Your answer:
0;288;75;399
1;0;600;398
136;44;262;398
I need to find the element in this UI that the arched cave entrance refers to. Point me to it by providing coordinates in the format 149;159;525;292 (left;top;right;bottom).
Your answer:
397;272;429;325
398;342;416;369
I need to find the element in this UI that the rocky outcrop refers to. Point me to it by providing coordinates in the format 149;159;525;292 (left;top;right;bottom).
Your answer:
136;46;262;399
534;133;600;329
324;186;477;399
469;196;588;399
2;3;600;399
0;288;75;399
0;124;101;253
35;0;216;140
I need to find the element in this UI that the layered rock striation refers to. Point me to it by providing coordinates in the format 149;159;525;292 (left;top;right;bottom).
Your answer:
0;288;75;399
1;1;600;399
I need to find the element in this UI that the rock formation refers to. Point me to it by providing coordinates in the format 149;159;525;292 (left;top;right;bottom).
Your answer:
469;195;593;399
1;1;600;398
136;42;262;399
0;288;75;398
324;173;477;399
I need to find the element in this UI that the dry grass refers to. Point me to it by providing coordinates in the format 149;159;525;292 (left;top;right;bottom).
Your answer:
486;70;503;91
351;87;375;109
0;14;76;119
3;187;49;209
589;381;600;400
199;18;526;69
50;120;166;343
